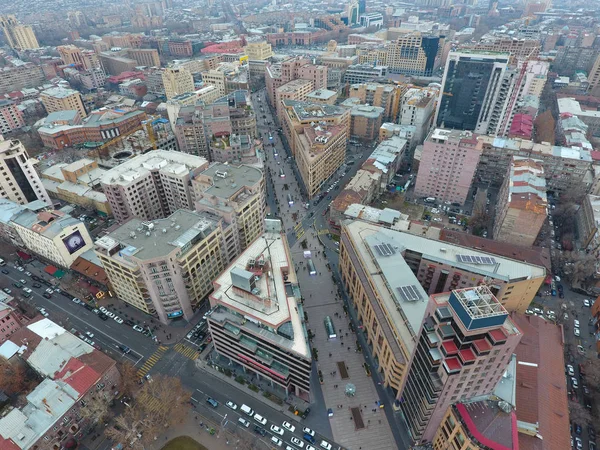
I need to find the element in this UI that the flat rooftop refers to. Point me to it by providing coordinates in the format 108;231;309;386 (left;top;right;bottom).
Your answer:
99;150;207;186
210;232;309;357
96;210;220;261
196;163;263;200
306;89;337;100
283;99;347;122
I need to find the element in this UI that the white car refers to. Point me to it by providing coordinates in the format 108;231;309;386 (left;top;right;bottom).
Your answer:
574;319;580;328
99;306;107;313
85;331;94;338
45;288;53;294
226;401;238;410
271;437;283;447
303;427;315;437
114;316;124;324
574;328;580;337
24;271;32;277
584;299;591;307
16;266;24;272
105;311;116;318
133;325;144;332
238;417;250;428
566;365;575;376
282;421;295;433
270;425;284;436
572;377;579;389
290;437;304;448
72;298;81;304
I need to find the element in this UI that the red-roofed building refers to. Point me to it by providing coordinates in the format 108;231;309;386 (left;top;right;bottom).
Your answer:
54;357;101;396
509;114;533;139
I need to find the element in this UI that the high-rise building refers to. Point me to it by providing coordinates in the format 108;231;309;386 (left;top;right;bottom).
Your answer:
348;82;404;122
193;163;265;251
0;137;51;206
461;37;541;63
0;61;45;94
265;57;327;107
493;157;547;247
95;210;235;324
100;150;209;223
435;51;511;133
341;98;384;141
162;67;195;99
414;129;483;206
387;32;442;76
400;86;438;147
206;219;312;400
98;52;138;76
0;15;39;50
587;53;600;97
0;99;25;135
126;48;161;67
40;87;87;119
576;194;600;253
58;45;101;71
399;286;521;443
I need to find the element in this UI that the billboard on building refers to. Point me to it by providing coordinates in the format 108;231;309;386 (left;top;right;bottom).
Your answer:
62;230;87;254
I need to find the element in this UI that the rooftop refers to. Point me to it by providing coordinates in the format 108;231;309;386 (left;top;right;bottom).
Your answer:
454;400;517;450
100;150;208;186
196;163;263;200
95;210;220;261
283;99;348;122
210;229;309;357
363;136;407;174
507;157;547;208
306;89;337;100
41;87;80;99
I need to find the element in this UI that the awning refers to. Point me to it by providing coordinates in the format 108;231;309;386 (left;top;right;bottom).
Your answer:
545;275;552;285
45;265;58;275
17;251;31;260
54;270;65;278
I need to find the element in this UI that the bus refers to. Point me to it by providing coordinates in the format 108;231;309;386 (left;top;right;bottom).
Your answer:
279;168;285;178
307;258;317;275
287;193;294;206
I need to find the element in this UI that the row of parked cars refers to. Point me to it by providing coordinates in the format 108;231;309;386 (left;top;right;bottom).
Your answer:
206;400;332;450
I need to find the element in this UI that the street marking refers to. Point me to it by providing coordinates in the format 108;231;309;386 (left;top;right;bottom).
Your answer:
136;346;168;377
318;229;330;235
174;343;200;360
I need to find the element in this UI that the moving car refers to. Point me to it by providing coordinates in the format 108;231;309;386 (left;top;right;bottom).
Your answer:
226;401;238;410
238;417;250;428
206;397;218;408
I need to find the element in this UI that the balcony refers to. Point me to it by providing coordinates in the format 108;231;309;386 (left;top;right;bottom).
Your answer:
442;357;462;375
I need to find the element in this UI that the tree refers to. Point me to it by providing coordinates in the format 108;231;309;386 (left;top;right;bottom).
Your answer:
78;393;110;425
0;361;30;394
556;251;597;288
117;361;139;397
105;375;191;447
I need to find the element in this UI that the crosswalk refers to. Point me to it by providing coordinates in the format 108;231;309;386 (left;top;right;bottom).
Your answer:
137;391;162;412
174;343;200;360
136;346;168;378
294;222;305;240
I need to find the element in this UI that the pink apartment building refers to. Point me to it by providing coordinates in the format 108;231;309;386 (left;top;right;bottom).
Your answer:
266;57;327;107
0;99;24;135
0;303;22;344
414;128;483;205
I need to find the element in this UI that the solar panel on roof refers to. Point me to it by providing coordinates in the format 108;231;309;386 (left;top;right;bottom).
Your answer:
397;285;422;302
456;255;496;265
373;243;396;257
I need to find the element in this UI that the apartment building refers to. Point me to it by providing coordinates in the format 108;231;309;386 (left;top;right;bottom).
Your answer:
209;134;261;165
201;69;227;96
493;157;547;247
0;61;45;94
341;99;384;142
576;195;600;252
162;67;195;100
194;163;265;251
0;15;39;50
95;210;234;324
476;134;592;198
127;48;160;67
174;90;257;159
244;41;274;60
12;208;93;268
281;100;350;157
461;37;541;64
265;57;327;107
40;87;87;119
0;318;120;450
0;303;22;345
348;83;404;122
435;51;511;134
414;129;483;206
305;89;338;105
98;52;138;76
0;137;51;206
0;99;25;135
58;45;102;71
100;150;209;223
400;87;438;148
207;219;312;400
275;79;314;122
400;286;521;442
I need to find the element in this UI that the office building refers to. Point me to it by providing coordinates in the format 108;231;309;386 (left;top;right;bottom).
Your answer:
0;15;39;50
400;87;438;148
0;318;120;450
343;64;388;84
12;208;94;268
275;79;314;122
435;51;511;134
493;157;547;247
100;150;209;223
244;41;274;60
511;314;570;450
399;286;521;442
0;99;25;135
162;67;195;100
194;163;265;251
40;87;87;119
126;48;160;68
96;210;234;324
207;219;312;400
0;137;51;206
387;32;442;76
414;129;483;206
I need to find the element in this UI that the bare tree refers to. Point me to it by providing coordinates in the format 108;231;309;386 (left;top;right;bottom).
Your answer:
117;361;139;397
0;361;31;394
79;393;110;425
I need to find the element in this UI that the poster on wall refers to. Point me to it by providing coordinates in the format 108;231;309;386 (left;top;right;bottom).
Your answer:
63;230;86;254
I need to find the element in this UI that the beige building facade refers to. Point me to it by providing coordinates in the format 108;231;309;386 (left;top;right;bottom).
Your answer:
41;87;87;119
162;67;195;99
0;15;39;50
